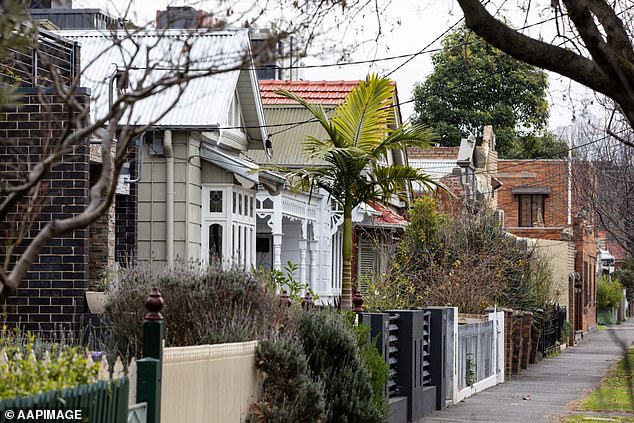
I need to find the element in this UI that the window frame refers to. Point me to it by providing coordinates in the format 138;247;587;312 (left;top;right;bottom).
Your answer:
517;193;546;227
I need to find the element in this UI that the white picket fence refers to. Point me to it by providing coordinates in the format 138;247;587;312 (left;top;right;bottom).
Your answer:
160;341;259;423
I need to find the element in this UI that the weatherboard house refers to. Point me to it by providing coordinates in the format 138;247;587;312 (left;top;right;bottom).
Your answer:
59;28;285;272
246;80;412;300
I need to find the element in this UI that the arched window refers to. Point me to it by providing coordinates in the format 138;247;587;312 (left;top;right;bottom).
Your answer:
209;224;223;261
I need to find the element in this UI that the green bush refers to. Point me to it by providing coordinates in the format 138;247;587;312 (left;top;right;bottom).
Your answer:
343;312;389;412
365;197;558;313
613;259;634;302
105;262;287;357
299;310;385;423
597;276;624;309
248;338;325;423
0;329;99;399
254;261;319;302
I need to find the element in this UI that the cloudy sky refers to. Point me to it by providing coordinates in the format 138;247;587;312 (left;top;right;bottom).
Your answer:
73;0;592;129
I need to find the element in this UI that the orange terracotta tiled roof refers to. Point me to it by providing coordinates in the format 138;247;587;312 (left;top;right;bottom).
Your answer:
259;80;361;105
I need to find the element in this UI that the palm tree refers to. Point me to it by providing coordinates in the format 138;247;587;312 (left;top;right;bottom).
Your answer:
276;74;438;309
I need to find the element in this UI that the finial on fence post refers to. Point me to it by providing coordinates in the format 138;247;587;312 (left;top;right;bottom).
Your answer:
352;291;364;313
145;287;164;321
302;292;314;310
139;287;165;423
280;290;292;307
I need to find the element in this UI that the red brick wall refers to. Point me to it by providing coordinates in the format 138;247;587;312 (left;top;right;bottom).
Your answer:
497;160;569;229
574;218;598;332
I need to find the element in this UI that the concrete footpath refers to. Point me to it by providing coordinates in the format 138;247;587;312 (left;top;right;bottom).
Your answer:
417;319;634;423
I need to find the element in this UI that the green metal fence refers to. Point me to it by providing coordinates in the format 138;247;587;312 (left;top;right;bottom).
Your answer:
0;377;129;423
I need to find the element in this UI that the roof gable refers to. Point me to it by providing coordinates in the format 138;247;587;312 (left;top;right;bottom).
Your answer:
247;79;403;166
59;29;267;145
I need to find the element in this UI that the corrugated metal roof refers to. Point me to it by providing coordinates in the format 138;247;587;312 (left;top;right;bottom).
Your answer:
59;29;266;142
409;159;457;181
259;80;360;104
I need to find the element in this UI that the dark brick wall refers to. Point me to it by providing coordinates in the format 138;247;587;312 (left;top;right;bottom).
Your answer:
1;88;90;335
115;143;137;266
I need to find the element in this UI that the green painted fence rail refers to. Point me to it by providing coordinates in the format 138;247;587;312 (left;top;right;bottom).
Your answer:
0;377;129;423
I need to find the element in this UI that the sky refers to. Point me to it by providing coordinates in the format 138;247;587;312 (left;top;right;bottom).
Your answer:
73;0;593;131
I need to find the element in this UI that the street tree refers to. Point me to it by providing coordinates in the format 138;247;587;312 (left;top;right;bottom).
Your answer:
412;25;567;158
456;0;634;145
571;119;634;259
275;74;437;309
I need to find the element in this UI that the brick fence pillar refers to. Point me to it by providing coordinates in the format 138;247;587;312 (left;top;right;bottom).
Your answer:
520;311;533;370
511;311;523;374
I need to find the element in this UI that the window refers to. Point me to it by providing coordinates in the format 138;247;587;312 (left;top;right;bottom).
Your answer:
209;190;223;213
518;194;545;227
357;239;377;293
209;224;223;260
202;185;255;268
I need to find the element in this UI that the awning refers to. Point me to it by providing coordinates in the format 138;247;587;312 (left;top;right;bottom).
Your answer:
200;143;259;184
511;186;551;195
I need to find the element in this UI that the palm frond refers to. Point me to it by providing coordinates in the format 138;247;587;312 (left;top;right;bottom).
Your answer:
274;89;344;148
372;123;437;158
332;74;395;150
370;165;439;200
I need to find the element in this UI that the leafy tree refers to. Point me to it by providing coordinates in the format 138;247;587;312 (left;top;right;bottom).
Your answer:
456;0;634;145
412;25;566;158
614;259;634;302
597;276;624;309
275;74;437;309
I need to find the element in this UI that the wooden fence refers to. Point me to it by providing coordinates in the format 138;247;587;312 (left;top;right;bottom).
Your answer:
161;341;259;423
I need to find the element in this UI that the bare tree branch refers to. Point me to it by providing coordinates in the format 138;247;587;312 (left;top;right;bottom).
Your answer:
456;0;634;132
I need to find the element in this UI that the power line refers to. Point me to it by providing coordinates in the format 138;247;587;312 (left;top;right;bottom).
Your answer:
385;18;464;78
233;63;523;135
124;13;564;76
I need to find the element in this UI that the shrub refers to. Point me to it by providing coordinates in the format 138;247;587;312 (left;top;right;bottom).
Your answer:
248;338;325;423
343;312;389;413
597;276;624;309
105;262;287;357
298;310;385;423
0;328;99;399
366;198;557;313
254;261;318;302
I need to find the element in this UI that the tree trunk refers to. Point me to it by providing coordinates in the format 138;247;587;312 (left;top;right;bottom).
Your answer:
341;203;353;310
